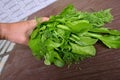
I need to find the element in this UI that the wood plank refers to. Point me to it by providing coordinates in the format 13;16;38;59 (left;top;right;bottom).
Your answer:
1;0;120;80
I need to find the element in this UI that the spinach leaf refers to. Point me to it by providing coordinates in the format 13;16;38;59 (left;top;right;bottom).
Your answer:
29;5;120;67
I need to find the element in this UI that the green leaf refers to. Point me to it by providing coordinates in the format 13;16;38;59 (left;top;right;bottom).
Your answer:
57;25;71;31
84;32;120;48
70;42;96;56
99;35;120;48
89;27;120;36
28;39;39;53
53;51;65;67
44;52;54;65
66;20;92;33
45;39;61;48
60;4;76;17
44;50;64;67
30;28;39;39
70;34;98;46
80;9;113;27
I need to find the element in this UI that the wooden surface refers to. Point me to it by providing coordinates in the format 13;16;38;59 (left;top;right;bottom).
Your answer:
1;0;120;80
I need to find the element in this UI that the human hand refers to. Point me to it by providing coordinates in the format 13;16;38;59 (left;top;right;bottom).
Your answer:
4;17;49;45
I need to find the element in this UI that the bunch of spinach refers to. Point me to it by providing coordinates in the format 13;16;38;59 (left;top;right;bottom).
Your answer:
29;5;120;67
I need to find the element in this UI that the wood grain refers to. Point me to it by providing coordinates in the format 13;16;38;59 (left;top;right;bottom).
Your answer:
1;0;120;80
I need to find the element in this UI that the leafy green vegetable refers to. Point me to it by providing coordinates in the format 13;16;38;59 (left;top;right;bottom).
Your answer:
89;27;120;35
66;20;92;33
84;32;120;48
70;42;96;56
29;4;120;67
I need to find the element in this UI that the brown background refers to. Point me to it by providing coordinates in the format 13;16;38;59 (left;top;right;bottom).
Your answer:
1;0;120;80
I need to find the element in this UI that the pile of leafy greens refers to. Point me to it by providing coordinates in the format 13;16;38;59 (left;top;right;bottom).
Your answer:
29;5;120;67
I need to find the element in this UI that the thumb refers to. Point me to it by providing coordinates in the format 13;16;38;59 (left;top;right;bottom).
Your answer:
27;17;49;35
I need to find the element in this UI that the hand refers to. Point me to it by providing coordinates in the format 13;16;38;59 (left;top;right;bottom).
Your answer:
5;17;49;45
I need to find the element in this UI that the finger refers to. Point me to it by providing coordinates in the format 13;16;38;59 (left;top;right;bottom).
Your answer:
27;17;49;35
41;17;49;22
28;17;49;29
26;17;49;45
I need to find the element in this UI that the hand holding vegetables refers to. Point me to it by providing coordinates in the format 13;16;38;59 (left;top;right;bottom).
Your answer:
0;17;49;45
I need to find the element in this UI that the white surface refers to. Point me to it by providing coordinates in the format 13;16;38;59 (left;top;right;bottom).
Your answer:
0;41;11;55
0;0;56;23
0;40;15;75
0;54;9;75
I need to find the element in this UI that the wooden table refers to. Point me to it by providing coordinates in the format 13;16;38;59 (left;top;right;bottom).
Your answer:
1;0;120;80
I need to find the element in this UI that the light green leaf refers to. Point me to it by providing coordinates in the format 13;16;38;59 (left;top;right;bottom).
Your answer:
89;27;120;36
66;20;92;33
100;35;120;48
70;42;96;56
